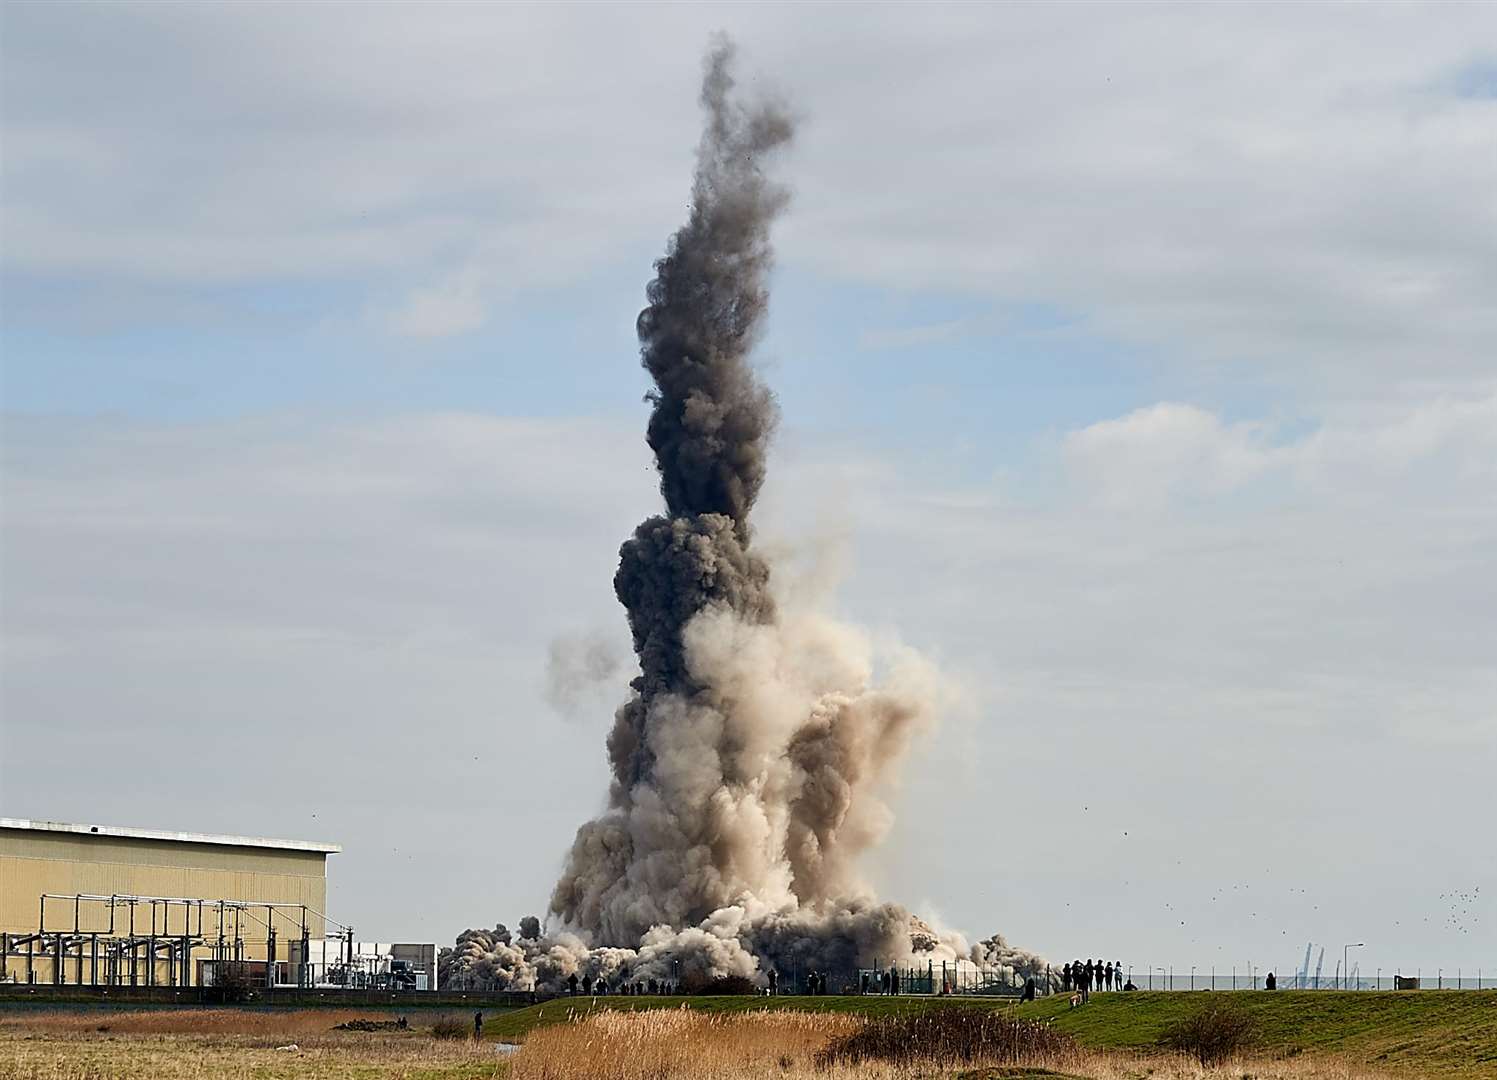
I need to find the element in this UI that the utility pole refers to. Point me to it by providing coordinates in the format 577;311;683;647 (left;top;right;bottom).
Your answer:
1343;943;1364;990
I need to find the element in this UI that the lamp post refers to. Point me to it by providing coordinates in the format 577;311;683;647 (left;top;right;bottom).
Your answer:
1343;944;1364;990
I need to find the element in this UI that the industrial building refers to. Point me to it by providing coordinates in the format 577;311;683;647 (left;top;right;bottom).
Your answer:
0;817;347;987
2;818;436;991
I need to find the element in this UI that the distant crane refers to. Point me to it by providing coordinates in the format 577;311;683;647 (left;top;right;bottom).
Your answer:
1314;947;1326;990
1299;942;1314;989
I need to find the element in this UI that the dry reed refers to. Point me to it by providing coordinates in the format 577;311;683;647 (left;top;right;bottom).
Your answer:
508;1008;1409;1080
509;1006;863;1080
1069;1049;1403;1080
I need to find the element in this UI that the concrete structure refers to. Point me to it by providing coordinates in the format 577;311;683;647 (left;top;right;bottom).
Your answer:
1;818;339;986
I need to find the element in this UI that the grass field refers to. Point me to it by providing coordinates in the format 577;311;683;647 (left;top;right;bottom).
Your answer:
1;991;1490;1078
488;990;1497;1078
0;1007;510;1079
1021;990;1497;1076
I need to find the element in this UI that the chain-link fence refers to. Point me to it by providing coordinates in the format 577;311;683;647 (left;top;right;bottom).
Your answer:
1117;966;1490;992
760;961;1493;998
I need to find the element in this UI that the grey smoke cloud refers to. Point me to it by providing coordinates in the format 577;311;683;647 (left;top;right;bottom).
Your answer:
544;630;625;717
446;38;1048;990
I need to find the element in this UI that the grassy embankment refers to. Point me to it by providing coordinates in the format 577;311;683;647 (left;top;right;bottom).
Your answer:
488;990;1497;1078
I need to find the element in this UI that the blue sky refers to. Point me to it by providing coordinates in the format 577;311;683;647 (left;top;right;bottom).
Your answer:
2;3;1494;975
4;262;1163;465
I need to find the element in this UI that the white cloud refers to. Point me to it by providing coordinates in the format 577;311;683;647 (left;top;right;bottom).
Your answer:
4;4;1494;388
1062;390;1497;509
387;268;489;337
5;396;1491;964
1063;403;1280;508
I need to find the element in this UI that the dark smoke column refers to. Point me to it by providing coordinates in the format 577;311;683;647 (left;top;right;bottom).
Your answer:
550;40;794;945
527;41;1051;992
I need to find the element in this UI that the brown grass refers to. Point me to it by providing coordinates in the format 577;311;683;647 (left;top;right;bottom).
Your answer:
508;1007;1408;1080
0;1006;1418;1080
0;1009;505;1080
819;1004;1078;1067
1158;998;1258;1065
1070;1051;1404;1080
508;1007;863;1079
0;1034;505;1080
0;1008;397;1036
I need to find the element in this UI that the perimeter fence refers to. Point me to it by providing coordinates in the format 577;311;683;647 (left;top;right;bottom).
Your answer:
761;961;1494;998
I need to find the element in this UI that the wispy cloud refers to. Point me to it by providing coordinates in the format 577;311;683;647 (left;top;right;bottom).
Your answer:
858;317;971;351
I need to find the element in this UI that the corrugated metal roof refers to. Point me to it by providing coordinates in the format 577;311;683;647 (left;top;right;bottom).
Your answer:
0;817;341;854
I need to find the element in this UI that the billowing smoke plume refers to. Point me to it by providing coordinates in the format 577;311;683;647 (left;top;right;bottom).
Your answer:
444;38;1047;993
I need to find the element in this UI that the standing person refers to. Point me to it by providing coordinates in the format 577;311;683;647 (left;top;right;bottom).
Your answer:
860;972;870;995
566;972;578;995
1022;977;1036;1002
891;968;900;995
1266;971;1277;991
1104;961;1114;990
1062;961;1072;991
1081;960;1092;1003
1115;961;1124;991
472;1011;482;1040
767;968;778;996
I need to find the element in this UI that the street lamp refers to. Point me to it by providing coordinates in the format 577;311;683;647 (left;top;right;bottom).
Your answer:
1343;944;1364;990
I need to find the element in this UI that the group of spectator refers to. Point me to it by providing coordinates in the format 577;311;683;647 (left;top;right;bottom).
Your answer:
561;960;1139;1001
563;972;679;996
857;969;902;995
1062;958;1128;1000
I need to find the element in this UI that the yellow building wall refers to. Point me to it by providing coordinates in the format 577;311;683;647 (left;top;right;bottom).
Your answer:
1;827;329;986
